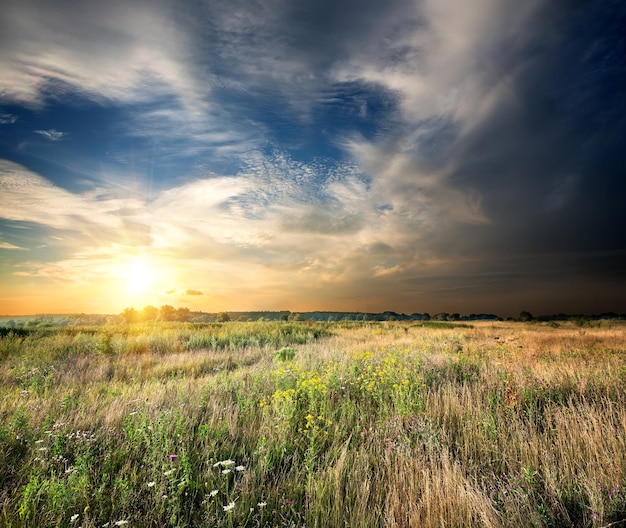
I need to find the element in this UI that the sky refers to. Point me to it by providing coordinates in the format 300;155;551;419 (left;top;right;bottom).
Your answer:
0;0;625;317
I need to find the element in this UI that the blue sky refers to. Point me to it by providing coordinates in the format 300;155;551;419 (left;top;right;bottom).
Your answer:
0;0;625;316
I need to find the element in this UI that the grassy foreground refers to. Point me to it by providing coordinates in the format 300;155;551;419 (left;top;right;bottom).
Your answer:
1;321;625;527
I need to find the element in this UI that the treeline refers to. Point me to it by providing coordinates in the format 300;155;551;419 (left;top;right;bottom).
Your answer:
117;305;194;323
277;311;504;322
1;309;625;329
0;314;108;330
515;311;626;324
115;309;626;324
112;308;504;323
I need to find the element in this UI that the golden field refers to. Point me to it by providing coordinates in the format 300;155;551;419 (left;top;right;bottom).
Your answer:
1;320;625;527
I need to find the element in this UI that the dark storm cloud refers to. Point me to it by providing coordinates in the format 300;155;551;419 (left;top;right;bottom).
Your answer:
279;0;419;71
447;1;626;258
185;0;416;80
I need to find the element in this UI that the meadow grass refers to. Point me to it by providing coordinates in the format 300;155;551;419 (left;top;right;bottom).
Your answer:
1;320;625;527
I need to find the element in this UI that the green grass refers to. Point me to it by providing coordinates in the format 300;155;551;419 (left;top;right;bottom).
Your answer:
1;321;625;527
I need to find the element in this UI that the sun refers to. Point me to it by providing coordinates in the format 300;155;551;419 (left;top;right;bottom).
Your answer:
108;253;176;306
124;258;157;295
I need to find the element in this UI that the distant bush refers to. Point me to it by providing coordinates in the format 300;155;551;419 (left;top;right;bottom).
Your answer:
0;327;31;338
275;346;297;361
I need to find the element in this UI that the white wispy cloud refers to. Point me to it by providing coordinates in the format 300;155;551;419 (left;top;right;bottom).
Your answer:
335;0;539;124
0;112;18;124
0;0;207;112
121;105;262;162
0;160;144;235
34;129;66;141
0;241;27;250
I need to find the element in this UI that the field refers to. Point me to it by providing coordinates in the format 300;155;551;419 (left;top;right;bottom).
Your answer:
1;320;625;527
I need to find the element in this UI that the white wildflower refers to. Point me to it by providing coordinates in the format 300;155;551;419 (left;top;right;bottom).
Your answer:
213;459;235;467
209;490;219;497
257;501;267;508
235;465;245;472
147;481;156;487
221;469;232;474
70;513;79;522
223;501;235;512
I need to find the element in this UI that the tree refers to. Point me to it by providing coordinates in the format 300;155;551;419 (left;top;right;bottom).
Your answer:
217;312;230;322
121;307;138;324
141;305;159;322
519;311;534;322
176;307;191;322
159;305;177;322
